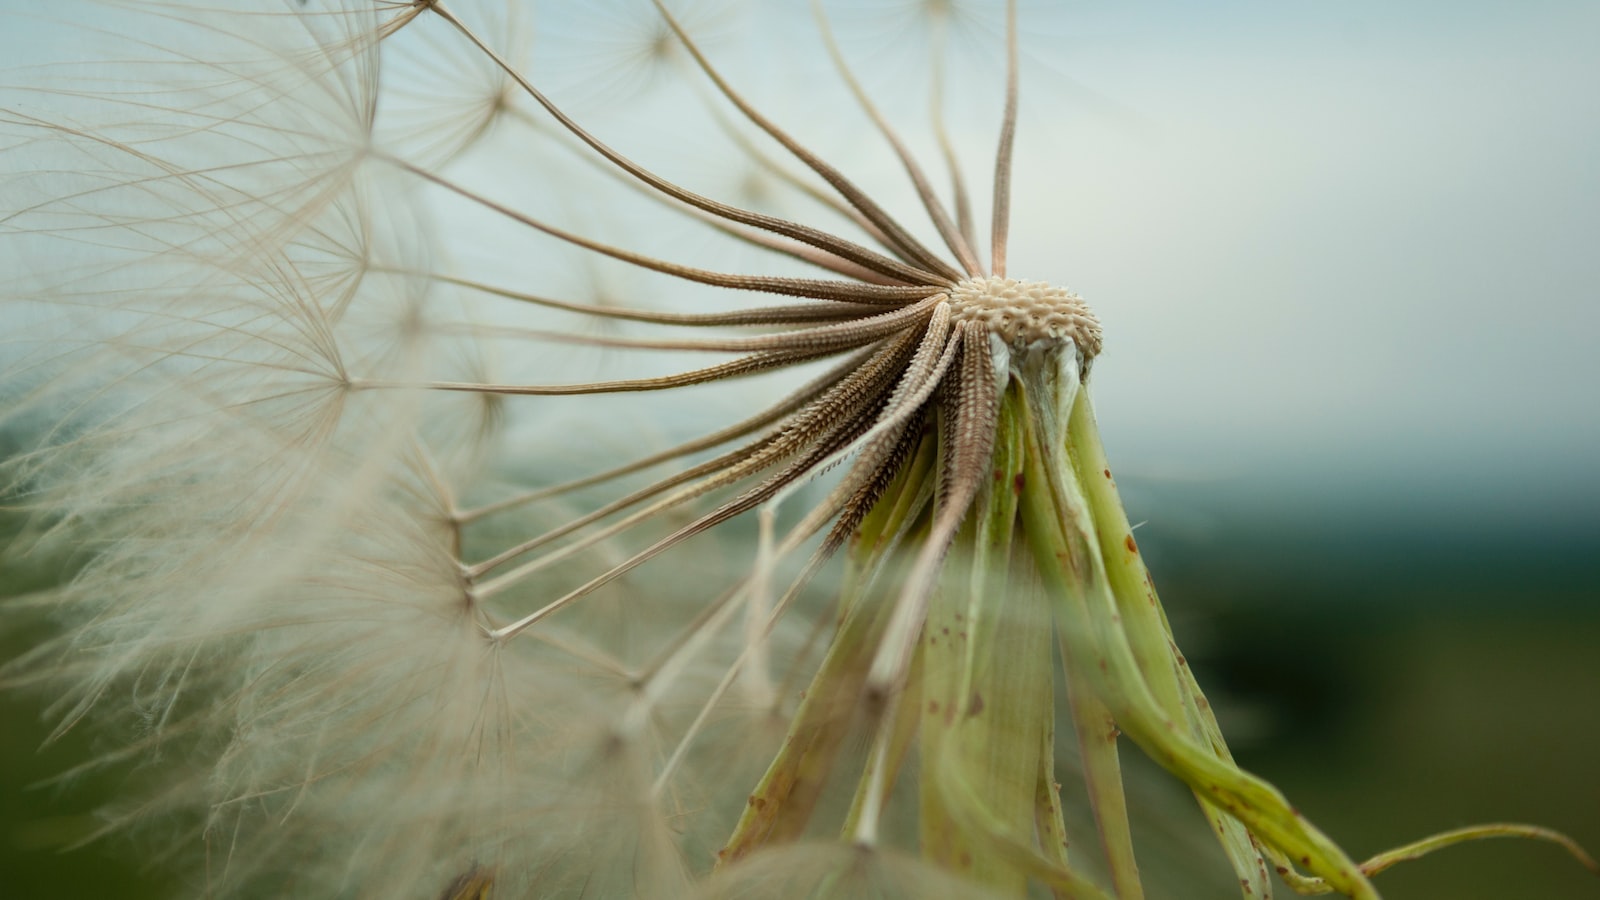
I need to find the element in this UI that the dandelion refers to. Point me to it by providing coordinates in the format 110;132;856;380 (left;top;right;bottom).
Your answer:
1;1;1594;898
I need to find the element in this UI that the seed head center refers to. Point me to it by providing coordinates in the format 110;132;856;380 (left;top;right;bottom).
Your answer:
946;276;1102;358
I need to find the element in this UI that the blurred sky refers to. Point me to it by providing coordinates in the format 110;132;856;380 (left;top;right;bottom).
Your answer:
993;1;1600;518
3;0;1596;524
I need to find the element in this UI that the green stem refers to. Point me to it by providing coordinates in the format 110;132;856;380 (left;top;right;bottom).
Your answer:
1016;363;1378;899
1068;393;1272;899
1058;635;1143;899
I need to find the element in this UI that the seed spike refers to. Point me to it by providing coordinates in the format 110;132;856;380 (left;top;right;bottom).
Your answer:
389;269;892;327
464;342;908;582
456;348;877;525
484;391;893;635
928;11;979;257
444;293;943;356
472;328;929;591
865;324;999;698
500;104;906;284
697;95;896;249
990;0;1020;277
425;1;945;286
761;302;956;528
645;0;965;283
650;532;848;798
810;0;982;277
467;331;923;582
618;581;749;738
353;345;845;397
385;153;934;304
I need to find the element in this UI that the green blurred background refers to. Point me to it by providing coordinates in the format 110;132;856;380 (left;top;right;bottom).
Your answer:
5;470;1597;899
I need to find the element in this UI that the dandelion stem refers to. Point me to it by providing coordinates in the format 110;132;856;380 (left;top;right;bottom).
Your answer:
990;0;1020;277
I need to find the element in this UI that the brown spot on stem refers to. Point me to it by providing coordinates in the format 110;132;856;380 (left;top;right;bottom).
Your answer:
1013;472;1026;494
928;700;940;715
1124;534;1138;554
1102;468;1112;479
968;692;985;717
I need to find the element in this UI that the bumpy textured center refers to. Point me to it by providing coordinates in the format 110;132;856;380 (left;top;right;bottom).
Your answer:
946;276;1102;359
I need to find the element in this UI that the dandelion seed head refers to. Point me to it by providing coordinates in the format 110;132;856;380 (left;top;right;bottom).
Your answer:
5;1;1588;897
946;276;1101;358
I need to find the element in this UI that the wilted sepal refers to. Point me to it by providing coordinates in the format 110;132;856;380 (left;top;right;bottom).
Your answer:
1006;345;1142;898
1014;348;1380;899
918;374;1050;894
718;431;939;865
696;841;1016;900
1068;390;1274;900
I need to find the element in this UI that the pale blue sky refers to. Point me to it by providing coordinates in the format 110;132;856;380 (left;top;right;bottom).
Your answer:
3;0;1596;519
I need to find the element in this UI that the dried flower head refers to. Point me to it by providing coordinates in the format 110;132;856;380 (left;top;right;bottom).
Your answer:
1;2;1594;899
